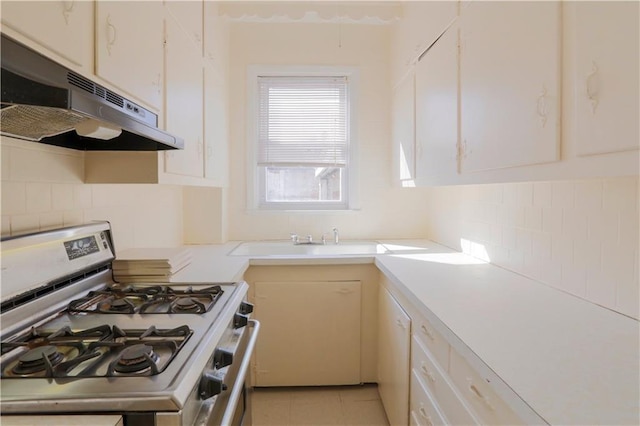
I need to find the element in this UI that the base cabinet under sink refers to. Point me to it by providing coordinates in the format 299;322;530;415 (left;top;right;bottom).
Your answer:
251;280;362;386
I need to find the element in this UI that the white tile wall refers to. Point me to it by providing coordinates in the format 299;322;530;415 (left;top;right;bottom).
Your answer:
1;139;184;252
425;177;640;319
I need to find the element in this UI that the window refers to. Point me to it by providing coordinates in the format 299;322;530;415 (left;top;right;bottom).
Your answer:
250;71;355;210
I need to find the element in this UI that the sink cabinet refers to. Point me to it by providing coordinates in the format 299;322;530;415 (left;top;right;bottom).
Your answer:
244;264;380;386
252;280;362;386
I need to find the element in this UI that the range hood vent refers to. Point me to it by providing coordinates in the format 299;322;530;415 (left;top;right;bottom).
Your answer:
0;34;184;151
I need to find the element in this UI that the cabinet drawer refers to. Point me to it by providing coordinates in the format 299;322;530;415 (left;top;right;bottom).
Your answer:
411;370;448;426
412;336;480;425
413;314;450;372
449;349;525;425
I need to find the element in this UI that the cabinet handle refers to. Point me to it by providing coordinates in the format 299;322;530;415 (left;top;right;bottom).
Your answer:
198;139;203;159
536;86;548;128
396;318;407;330
335;288;355;295
468;380;495;411
207;145;213;159
62;0;74;25
419;405;434;426
106;15;117;56
420;324;435;340
420;362;436;383
586;61;599;114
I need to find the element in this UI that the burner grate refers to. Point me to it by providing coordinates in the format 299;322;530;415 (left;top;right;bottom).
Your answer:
0;325;192;379
67;285;224;315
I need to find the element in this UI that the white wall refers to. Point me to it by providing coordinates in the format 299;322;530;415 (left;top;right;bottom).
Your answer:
227;22;430;241
0;137;184;252
425;177;639;319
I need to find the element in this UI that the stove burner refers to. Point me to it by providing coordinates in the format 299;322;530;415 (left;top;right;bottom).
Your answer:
13;345;64;375
170;297;205;313
110;298;132;310
113;344;159;374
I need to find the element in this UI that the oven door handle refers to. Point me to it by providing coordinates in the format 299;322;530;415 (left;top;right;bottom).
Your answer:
220;319;261;426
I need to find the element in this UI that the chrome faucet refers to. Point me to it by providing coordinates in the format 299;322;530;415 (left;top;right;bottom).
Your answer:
332;227;339;244
290;233;299;244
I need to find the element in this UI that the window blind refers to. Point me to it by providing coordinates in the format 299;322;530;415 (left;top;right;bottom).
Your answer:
257;76;349;167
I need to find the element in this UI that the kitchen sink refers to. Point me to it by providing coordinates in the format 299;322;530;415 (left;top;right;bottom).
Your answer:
228;241;390;256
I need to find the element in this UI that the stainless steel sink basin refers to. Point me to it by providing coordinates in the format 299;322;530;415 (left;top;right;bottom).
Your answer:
228;241;390;256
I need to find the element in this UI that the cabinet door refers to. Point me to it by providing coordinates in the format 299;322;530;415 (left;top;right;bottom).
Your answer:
573;1;640;156
415;22;459;184
164;16;204;178
392;69;416;185
95;1;163;109
253;281;361;386
1;1;93;70
460;1;561;171
378;286;411;426
165;0;203;53
204;65;229;185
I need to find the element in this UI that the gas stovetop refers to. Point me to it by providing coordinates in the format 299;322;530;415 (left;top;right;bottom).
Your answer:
1;323;193;378
0;222;249;416
67;284;226;315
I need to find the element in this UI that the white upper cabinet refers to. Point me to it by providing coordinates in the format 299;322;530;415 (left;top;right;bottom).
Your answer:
1;0;93;72
95;1;164;110
390;1;457;86
459;1;561;172
391;68;416;185
572;1;640;156
204;65;229;186
164;15;204;178
415;22;459;185
165;0;203;53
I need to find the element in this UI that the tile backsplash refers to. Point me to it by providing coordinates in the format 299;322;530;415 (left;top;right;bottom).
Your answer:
425;177;639;319
1;139;184;252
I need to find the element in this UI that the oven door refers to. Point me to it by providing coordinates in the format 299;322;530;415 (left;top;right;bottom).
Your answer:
199;319;260;426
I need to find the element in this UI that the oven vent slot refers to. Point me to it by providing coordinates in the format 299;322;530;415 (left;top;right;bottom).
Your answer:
0;264;110;313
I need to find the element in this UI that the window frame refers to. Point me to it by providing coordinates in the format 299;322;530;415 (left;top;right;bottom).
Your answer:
246;66;359;211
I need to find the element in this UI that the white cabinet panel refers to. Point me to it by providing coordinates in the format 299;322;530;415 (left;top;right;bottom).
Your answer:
573;1;640;156
95;1;164;109
1;0;93;71
203;66;229;185
415;22;459;184
165;0;203;53
253;281;361;386
392;69;416;185
164;15;204;178
460;1;561;171
378;286;410;426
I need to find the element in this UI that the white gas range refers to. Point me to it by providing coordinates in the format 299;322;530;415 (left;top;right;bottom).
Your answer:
0;221;259;426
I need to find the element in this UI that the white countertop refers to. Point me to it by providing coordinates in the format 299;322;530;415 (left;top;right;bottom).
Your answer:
165;239;639;425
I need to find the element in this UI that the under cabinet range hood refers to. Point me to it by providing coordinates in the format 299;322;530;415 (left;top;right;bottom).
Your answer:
0;34;183;151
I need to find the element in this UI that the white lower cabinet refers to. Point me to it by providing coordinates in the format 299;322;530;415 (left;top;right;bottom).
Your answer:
410;371;448;426
378;286;411;426
379;277;527;426
252;280;362;386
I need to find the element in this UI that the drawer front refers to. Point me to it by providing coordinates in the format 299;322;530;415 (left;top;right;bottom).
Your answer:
412;336;480;425
449;349;525;425
411;370;448;426
413;315;450;369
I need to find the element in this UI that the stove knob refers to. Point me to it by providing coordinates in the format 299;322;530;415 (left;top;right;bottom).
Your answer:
233;313;249;329
239;301;254;314
199;370;227;399
214;348;233;369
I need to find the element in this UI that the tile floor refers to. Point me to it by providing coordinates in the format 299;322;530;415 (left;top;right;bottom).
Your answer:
251;384;390;426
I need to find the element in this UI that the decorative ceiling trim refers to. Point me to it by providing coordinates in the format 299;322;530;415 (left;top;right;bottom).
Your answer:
219;1;402;25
